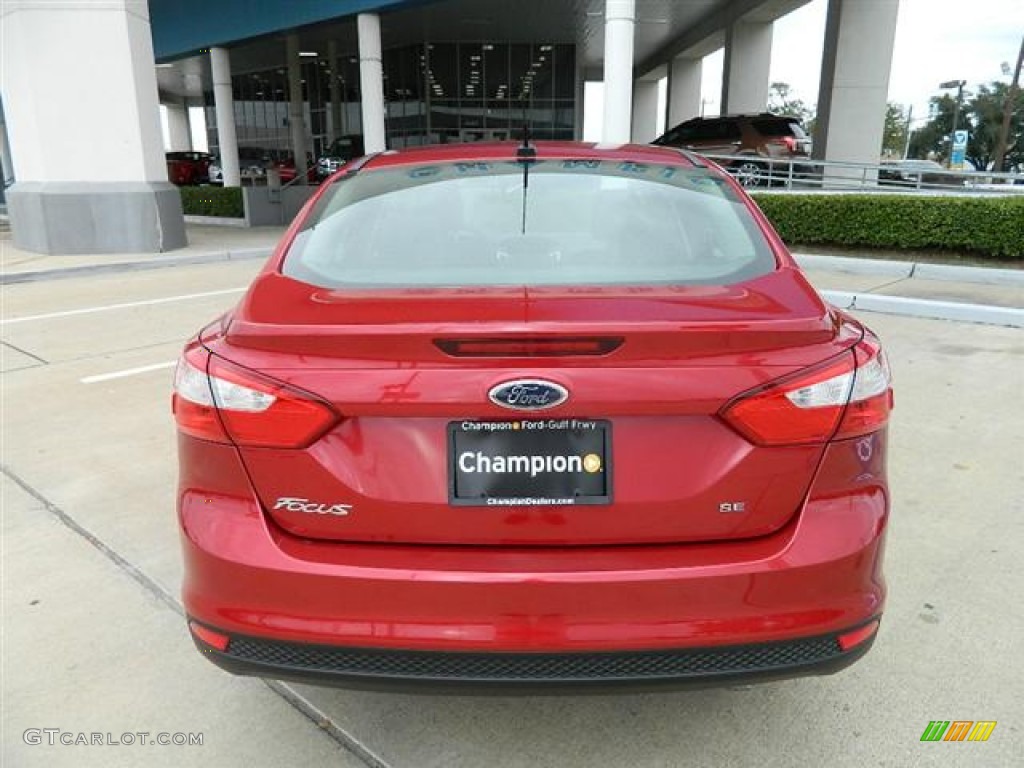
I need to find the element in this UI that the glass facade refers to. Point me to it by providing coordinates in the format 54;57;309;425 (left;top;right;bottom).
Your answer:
208;42;575;160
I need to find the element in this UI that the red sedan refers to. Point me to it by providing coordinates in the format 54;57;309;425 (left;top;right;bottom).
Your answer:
165;151;212;186
174;141;891;690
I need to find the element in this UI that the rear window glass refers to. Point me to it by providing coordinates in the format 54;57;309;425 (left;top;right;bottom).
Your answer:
282;160;776;289
752;118;807;138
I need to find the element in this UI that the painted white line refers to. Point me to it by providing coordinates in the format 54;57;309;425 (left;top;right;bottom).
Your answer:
81;361;176;385
1;287;246;326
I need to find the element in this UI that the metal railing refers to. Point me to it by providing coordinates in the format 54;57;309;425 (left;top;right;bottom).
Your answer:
696;153;1024;195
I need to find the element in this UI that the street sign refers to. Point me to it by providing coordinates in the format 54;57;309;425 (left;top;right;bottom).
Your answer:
950;130;968;170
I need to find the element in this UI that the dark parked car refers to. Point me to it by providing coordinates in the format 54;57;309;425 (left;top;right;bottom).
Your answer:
175;140;892;691
653;113;812;187
166;151;213;186
878;159;964;188
209;146;272;185
316;135;365;179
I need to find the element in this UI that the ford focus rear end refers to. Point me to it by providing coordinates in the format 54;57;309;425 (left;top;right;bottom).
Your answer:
175;142;891;690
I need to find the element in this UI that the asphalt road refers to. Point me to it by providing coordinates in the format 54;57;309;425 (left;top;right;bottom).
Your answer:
2;259;1022;767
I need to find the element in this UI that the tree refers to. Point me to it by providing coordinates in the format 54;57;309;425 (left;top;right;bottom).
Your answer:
767;82;815;130
907;81;1023;170
908;94;957;162
993;36;1024;172
882;102;908;158
964;82;1020;171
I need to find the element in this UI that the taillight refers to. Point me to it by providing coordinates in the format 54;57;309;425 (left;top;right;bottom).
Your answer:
769;136;798;153
172;345;338;448
721;338;892;446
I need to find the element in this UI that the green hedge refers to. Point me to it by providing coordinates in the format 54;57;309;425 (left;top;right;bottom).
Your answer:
751;193;1024;260
179;186;244;219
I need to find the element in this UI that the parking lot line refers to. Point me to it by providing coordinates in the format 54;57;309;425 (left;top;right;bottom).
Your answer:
0;287;246;325
80;360;177;384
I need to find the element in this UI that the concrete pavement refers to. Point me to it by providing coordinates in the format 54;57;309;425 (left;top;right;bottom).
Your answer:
2;475;371;768
0;225;281;284
2;236;1022;767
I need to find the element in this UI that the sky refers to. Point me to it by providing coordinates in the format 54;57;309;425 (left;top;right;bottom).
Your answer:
766;0;1023;125
584;0;1022;139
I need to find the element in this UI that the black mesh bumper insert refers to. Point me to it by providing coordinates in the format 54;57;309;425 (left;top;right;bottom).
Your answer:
224;634;844;682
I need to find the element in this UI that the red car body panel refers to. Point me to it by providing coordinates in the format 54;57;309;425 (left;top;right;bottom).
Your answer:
180;432;886;651
176;142;890;688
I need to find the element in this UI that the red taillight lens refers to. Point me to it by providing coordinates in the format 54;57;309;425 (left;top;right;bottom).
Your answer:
721;338;892;446
838;619;880;652
188;621;230;651
172;344;338;448
837;340;893;439
172;346;228;442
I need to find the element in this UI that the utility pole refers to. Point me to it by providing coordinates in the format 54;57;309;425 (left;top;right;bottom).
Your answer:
992;35;1024;174
939;79;967;167
902;104;913;159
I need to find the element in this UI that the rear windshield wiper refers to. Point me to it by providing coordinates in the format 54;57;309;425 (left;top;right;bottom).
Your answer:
516;133;536;235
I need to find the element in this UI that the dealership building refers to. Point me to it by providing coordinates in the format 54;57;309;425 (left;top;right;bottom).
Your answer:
0;0;899;255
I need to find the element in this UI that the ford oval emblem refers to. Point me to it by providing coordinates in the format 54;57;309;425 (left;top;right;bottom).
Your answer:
489;379;568;411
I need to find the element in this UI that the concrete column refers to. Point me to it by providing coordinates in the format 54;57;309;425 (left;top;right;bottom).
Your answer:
165;100;192;151
631;80;660;143
210;46;240;187
286;34;309;183
0;97;14;187
1;0;185;254
602;0;636;143
574;52;587;139
813;0;899;182
357;14;387;153
721;20;773;114
328;39;343;141
667;57;702;128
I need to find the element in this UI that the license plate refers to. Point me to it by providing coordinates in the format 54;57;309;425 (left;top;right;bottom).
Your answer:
449;419;611;506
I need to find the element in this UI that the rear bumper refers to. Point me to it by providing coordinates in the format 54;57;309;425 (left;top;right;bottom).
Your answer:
190;622;878;692
180;437;887;690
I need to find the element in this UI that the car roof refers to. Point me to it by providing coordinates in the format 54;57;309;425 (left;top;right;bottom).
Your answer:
680;113;793;122
361;141;705;171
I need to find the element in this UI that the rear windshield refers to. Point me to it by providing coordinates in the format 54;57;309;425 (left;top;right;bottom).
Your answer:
752;118;807;138
282;160;777;289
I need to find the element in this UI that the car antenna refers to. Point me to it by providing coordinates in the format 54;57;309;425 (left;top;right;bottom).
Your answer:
516;122;535;234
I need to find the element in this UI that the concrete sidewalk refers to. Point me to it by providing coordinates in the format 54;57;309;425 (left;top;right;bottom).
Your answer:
796;256;1024;328
2;223;1021;326
0;225;285;283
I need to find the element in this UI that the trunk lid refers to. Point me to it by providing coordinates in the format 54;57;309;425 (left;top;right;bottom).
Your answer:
211;268;858;546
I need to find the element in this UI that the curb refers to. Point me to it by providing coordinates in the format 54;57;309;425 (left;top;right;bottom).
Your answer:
1;247;272;285
795;252;1024;286
183;214;248;228
821;290;1024;328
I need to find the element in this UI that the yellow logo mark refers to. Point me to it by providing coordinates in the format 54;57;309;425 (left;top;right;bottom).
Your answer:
583;453;602;473
967;722;997;742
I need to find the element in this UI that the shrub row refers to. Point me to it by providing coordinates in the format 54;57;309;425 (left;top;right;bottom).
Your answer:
176;186;1022;259
751;193;1024;260
179;186;244;219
